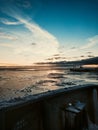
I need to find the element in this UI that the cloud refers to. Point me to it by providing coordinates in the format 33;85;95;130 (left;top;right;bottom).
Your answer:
70;47;77;49
87;55;95;58
53;54;60;57
0;43;13;48
16;0;32;9
31;43;37;46
46;53;67;62
81;35;98;49
61;35;98;61
0;32;18;40
0;6;60;64
87;51;92;54
0;2;59;48
0;27;3;30
11;16;59;56
80;55;85;57
0;18;21;25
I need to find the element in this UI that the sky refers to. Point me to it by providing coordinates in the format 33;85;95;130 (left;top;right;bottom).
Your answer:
0;0;98;65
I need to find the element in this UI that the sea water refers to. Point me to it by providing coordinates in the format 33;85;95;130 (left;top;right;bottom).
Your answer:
0;65;98;101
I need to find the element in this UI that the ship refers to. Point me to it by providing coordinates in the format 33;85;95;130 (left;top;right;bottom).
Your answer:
0;84;98;130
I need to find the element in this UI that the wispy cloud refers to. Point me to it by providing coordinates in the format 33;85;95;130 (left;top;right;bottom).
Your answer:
0;18;21;25
57;35;98;61
70;47;77;49
12;16;59;58
87;55;95;58
61;35;98;54
87;51;92;54
0;32;18;40
0;5;60;64
63;35;98;52
16;0;32;9
81;35;98;49
0;43;14;47
31;43;37;46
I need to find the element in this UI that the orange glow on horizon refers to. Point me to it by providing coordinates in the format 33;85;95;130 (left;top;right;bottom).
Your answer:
83;64;98;68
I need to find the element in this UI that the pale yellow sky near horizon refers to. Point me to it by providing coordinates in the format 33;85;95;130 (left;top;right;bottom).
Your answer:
0;0;98;65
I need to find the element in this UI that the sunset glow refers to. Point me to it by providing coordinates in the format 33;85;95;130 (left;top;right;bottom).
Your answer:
83;64;98;68
0;0;98;65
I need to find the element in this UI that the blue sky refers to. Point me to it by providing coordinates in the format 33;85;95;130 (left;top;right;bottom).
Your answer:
0;0;98;65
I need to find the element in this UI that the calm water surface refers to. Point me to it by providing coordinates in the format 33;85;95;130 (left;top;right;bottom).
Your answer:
0;65;98;101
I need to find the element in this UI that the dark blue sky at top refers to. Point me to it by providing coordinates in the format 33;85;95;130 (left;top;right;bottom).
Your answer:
37;0;98;42
0;0;98;64
0;0;98;45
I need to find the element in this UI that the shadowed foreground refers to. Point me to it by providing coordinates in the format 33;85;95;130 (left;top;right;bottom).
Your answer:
0;84;98;130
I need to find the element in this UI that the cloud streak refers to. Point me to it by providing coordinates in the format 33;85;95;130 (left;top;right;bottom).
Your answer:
0;32;18;40
10;16;59;59
0;43;14;47
81;35;98;49
0;18;21;25
1;0;97;64
16;0;32;9
57;35;98;61
0;5;60;64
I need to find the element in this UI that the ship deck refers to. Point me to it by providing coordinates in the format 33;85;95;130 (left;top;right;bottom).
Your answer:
0;84;98;130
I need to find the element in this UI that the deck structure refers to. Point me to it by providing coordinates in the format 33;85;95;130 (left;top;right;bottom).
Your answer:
0;84;98;130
